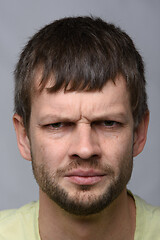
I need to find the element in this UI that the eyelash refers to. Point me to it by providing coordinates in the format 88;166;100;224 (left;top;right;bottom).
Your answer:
46;122;73;129
97;120;118;127
45;120;121;130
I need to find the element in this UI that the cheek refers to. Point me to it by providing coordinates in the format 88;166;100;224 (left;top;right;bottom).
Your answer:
101;132;133;167
31;135;70;168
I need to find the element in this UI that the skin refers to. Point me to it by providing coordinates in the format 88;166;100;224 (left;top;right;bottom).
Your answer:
13;75;149;240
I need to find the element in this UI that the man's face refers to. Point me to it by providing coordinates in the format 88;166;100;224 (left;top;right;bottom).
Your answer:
28;76;135;215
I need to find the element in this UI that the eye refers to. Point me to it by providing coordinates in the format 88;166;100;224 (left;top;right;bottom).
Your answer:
92;120;120;129
46;122;74;130
50;122;63;129
43;122;64;130
103;120;117;127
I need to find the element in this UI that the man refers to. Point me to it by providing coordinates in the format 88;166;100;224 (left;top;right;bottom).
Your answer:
0;16;159;240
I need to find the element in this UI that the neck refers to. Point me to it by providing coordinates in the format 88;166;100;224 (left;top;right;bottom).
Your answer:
38;189;136;240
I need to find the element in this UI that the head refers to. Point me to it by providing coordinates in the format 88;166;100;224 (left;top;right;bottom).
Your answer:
14;16;148;130
13;16;149;216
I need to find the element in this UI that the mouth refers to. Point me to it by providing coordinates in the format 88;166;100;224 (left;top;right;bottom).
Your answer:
65;169;106;185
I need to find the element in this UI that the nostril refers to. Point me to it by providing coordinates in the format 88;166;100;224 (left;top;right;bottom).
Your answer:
71;154;100;161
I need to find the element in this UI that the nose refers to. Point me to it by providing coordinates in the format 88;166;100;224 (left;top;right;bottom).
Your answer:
68;123;101;160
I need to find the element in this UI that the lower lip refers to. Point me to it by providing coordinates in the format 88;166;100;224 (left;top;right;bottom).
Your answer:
66;175;104;185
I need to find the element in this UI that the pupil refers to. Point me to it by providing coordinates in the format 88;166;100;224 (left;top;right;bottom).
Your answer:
105;121;113;126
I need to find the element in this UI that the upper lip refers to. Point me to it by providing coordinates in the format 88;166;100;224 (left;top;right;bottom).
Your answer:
65;169;105;177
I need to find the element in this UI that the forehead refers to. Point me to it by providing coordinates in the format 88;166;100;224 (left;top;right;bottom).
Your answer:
31;75;132;121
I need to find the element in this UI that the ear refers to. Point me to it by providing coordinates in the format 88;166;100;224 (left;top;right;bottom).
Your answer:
133;111;149;157
13;113;32;161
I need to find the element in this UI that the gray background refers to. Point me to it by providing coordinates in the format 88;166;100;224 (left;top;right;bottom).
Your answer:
0;0;160;210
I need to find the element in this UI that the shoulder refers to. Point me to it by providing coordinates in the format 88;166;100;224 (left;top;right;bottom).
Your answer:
0;201;39;224
0;202;40;240
134;194;160;219
134;194;160;239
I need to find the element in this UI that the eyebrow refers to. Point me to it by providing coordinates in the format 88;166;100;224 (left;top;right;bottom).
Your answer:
38;114;78;123
38;111;129;124
90;112;128;121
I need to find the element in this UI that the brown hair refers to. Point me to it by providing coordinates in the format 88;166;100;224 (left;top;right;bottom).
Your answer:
14;16;148;129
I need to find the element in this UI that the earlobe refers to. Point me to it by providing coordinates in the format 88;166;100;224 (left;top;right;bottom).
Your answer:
13;113;32;161
133;111;149;157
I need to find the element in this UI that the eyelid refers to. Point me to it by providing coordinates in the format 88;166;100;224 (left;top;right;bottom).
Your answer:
46;121;74;129
91;120;121;127
50;122;63;128
43;119;123;130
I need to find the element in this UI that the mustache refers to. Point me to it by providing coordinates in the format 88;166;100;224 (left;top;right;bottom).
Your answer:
56;158;114;177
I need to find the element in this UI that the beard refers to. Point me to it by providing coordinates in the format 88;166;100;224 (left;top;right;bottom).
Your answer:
31;151;133;216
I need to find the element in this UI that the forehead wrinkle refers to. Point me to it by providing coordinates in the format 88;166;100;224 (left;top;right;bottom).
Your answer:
77;99;129;123
32;75;132;124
